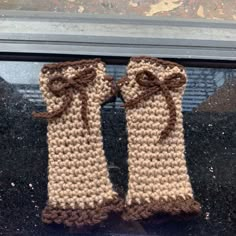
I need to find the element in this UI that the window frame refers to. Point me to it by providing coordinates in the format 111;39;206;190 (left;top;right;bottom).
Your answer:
0;10;235;62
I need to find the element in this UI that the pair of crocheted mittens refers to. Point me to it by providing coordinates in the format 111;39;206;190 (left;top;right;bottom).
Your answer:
33;56;201;228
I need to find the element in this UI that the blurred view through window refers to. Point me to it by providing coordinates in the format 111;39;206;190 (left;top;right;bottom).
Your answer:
1;0;235;21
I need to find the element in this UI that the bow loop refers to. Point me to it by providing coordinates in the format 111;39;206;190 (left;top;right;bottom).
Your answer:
48;76;70;97
136;70;160;87
165;72;186;90
125;69;186;141
48;67;97;93
71;68;97;88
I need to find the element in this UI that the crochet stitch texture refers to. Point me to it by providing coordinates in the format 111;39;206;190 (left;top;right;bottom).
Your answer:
118;56;201;221
34;59;122;227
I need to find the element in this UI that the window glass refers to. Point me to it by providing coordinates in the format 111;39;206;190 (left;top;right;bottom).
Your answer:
1;0;235;21
1;61;235;235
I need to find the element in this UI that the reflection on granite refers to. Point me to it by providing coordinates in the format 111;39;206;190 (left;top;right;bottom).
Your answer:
0;75;236;235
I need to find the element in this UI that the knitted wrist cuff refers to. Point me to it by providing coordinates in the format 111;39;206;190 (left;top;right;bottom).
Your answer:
118;56;201;221
34;59;122;227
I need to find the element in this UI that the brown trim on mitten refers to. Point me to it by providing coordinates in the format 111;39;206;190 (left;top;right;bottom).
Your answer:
122;196;201;221
130;56;184;69
42;197;124;227
41;58;104;74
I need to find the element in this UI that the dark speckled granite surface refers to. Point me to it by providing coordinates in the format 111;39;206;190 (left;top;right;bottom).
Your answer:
0;67;236;235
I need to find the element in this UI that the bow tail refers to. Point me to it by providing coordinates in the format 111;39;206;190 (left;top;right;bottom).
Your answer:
79;88;89;130
159;84;177;141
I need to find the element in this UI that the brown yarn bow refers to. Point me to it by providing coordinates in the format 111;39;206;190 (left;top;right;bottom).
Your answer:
32;68;97;130
124;70;186;141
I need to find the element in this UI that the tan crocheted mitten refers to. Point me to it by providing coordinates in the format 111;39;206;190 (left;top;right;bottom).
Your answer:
118;56;201;221
33;59;122;227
